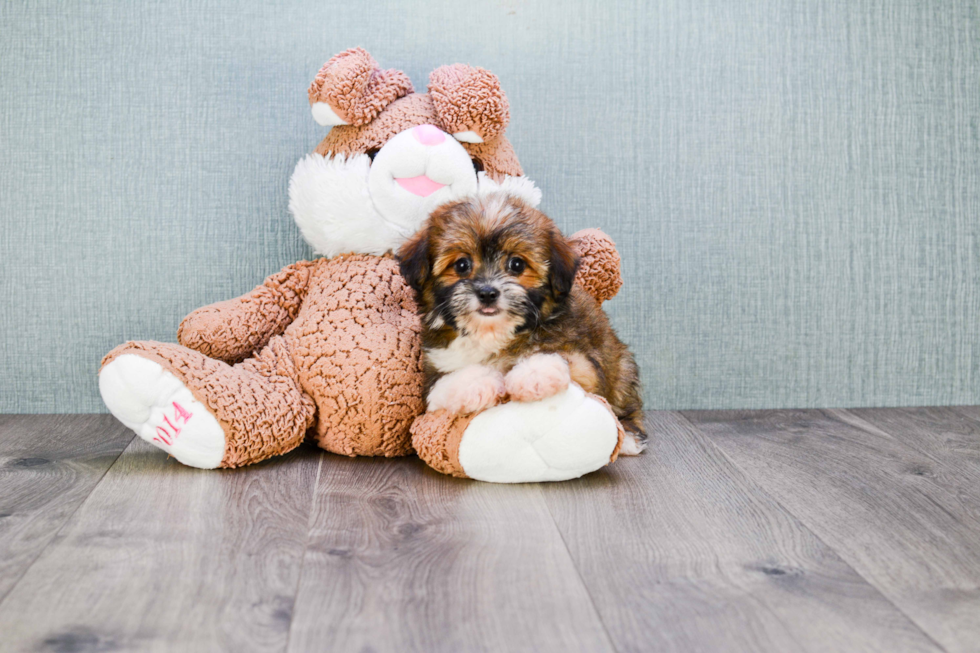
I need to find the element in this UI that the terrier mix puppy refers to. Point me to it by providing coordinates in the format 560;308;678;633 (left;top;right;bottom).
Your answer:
397;193;646;454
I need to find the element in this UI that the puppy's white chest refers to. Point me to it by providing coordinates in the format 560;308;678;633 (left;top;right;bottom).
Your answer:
426;333;507;373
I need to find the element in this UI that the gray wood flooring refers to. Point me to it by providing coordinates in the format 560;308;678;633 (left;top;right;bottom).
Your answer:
1;408;978;652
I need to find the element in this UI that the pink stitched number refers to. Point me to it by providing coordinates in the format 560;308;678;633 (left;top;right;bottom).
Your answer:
152;402;194;446
154;427;172;445
172;401;193;423
161;414;181;437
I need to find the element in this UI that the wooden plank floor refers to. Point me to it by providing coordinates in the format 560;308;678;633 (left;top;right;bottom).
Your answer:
1;408;978;652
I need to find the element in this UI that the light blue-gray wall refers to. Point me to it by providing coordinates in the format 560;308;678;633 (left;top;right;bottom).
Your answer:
2;0;978;413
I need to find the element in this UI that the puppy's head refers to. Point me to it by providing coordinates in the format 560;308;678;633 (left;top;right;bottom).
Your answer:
397;193;579;338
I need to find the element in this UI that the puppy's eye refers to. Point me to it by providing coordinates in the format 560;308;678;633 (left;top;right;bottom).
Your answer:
454;258;472;276
471;157;484;173
507;257;526;275
366;148;380;162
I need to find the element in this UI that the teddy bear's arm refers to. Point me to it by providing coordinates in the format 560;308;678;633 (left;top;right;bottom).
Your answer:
176;260;316;364
570;229;622;304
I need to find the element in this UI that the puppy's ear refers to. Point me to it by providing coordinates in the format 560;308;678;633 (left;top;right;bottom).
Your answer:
397;229;430;293
549;228;580;300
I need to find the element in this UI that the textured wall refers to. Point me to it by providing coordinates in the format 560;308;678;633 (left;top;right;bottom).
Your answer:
1;0;978;412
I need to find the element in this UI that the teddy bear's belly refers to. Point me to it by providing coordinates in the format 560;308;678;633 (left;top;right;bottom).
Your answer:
282;254;425;457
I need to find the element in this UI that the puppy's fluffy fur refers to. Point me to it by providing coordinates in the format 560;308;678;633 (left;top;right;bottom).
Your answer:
398;193;646;453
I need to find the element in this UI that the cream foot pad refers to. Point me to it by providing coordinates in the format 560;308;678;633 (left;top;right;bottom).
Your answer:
99;354;226;469
457;383;620;483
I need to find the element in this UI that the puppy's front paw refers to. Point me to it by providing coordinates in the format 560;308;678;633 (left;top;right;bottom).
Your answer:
427;365;506;415
505;353;571;402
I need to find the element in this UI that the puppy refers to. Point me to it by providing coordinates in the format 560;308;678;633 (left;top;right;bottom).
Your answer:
397;193;646;454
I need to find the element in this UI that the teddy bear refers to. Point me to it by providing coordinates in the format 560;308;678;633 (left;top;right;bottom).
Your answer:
98;48;627;483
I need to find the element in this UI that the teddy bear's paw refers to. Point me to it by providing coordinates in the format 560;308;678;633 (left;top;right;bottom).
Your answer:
504;353;570;403
99;354;226;469
455;383;621;483
426;364;506;415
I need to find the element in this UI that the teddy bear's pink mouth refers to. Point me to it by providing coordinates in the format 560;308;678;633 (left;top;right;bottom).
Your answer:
394;175;446;197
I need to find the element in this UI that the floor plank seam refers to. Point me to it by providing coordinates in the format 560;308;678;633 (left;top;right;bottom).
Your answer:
836;409;980;535
833;409;950;470
283;451;325;653
0;430;136;610
673;411;951;653
538;485;621;653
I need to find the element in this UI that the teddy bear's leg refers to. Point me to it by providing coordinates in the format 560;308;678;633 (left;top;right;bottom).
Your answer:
411;384;625;483
99;336;315;469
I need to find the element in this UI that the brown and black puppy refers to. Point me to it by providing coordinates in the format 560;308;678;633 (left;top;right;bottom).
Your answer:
397;192;646;454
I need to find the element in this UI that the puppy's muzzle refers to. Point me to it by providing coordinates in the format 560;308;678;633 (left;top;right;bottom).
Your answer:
476;285;500;306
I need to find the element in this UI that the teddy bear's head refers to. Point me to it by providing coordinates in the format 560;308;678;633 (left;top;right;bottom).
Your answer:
289;48;540;259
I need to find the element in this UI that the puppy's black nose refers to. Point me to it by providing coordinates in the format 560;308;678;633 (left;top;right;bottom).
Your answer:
476;286;500;305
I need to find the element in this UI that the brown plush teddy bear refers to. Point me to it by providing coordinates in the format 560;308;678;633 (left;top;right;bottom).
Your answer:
98;48;625;482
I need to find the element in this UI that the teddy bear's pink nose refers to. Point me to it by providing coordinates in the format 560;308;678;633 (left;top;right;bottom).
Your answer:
412;124;446;146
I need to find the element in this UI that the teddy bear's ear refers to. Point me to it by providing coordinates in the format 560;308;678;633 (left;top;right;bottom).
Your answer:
308;47;413;127
428;64;510;144
569;229;623;304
